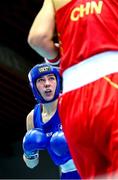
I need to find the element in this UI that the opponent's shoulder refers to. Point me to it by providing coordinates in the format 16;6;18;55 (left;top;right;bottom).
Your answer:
26;109;34;131
52;0;72;11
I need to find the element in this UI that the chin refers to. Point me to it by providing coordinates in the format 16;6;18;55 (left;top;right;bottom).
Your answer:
45;97;53;102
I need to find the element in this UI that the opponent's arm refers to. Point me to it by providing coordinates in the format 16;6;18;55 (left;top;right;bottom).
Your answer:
27;0;60;63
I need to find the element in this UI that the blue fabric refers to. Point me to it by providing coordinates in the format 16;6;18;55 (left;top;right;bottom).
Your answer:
33;103;71;166
61;170;81;179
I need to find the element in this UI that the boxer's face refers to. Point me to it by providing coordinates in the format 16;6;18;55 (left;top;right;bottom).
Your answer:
36;74;57;102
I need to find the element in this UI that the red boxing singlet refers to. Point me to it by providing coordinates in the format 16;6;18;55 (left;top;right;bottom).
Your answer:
56;0;118;178
55;0;118;75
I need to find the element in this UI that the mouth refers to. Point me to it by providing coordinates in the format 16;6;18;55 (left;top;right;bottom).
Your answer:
45;89;52;96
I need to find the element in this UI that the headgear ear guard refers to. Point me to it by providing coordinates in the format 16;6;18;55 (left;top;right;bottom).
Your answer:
28;63;61;104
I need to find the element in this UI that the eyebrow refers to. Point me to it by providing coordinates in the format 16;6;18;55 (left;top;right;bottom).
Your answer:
42;74;55;78
37;74;55;79
47;74;55;77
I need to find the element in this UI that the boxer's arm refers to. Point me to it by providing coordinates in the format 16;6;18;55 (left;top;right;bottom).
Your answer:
23;110;38;169
27;0;59;60
23;152;39;169
44;43;60;65
22;128;48;169
50;131;71;157
26;110;34;131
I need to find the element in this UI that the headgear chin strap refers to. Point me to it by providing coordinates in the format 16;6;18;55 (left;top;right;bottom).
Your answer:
28;63;61;104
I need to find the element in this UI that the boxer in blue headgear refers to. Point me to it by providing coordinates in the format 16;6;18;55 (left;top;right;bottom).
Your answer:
22;63;81;179
28;63;61;103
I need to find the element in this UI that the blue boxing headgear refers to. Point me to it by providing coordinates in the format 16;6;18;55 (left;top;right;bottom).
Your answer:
28;63;61;104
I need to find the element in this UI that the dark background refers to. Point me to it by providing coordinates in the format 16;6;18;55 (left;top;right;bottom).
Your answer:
0;0;59;179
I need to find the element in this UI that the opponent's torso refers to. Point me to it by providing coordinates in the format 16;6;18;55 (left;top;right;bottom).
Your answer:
55;0;118;74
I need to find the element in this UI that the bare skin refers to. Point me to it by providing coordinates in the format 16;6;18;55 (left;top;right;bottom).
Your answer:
27;0;71;60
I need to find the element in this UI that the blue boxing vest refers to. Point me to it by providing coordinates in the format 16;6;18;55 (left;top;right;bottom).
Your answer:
33;103;71;166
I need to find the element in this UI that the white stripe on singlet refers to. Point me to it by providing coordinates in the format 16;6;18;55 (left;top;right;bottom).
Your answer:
63;51;118;93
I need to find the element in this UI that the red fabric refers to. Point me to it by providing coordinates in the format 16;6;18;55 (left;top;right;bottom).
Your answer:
58;73;118;179
56;0;118;75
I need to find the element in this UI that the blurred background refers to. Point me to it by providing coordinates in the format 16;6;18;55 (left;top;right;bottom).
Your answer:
0;0;59;179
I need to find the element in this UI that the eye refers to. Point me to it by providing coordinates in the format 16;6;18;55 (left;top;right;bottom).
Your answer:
48;75;56;81
37;78;45;83
49;77;55;81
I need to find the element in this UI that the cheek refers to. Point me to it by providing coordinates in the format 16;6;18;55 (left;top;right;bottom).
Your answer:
53;83;57;91
36;84;42;92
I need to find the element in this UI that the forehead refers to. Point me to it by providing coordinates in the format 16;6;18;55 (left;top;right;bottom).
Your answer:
38;73;56;79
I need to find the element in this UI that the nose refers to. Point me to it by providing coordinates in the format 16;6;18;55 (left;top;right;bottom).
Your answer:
44;78;50;86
